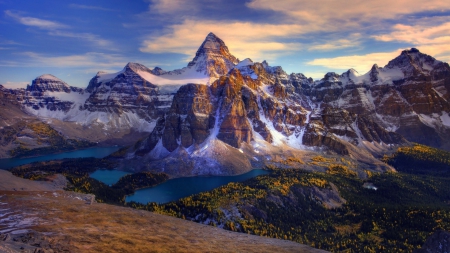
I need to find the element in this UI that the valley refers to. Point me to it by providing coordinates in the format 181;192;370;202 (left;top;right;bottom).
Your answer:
2;143;449;252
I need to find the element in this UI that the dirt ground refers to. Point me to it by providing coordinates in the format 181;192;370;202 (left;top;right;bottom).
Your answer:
0;170;66;191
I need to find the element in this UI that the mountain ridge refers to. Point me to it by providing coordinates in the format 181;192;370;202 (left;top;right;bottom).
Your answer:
1;33;450;177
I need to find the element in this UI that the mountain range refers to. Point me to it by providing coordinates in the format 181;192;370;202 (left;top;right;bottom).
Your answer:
1;32;450;177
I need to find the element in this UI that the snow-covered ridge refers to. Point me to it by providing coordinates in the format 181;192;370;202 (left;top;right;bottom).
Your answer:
37;74;65;82
236;58;254;68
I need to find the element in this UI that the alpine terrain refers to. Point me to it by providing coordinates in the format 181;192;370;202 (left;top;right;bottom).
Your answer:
1;33;450;177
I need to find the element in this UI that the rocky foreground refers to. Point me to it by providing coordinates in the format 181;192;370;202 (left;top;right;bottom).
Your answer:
0;173;327;253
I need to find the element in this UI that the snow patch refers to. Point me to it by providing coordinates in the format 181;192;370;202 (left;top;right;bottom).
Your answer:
147;139;170;159
236;58;254;68
37;74;64;82
441;112;450;127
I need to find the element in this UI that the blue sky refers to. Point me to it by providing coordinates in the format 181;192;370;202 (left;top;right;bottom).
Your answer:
1;0;450;88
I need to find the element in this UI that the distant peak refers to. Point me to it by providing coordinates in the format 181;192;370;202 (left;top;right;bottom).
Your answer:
198;32;226;50
324;72;339;79
348;68;358;74
206;32;218;38
124;62;150;72
96;71;108;75
401;48;420;55
36;74;64;82
236;58;254;68
125;62;139;67
151;66;167;75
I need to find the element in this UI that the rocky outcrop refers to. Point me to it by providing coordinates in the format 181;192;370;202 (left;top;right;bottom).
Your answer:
162;83;215;151
84;62;168;120
27;74;80;93
303;107;406;154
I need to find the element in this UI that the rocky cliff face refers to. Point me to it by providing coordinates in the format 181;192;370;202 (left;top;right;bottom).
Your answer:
305;48;450;150
6;34;450;176
123;51;407;176
84;62;170;121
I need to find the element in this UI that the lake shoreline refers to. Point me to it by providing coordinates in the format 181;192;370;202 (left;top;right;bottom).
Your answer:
125;169;270;205
0;146;121;169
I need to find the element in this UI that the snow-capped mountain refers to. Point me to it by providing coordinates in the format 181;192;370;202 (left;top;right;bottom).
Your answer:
187;32;239;78
4;33;450;175
19;33;239;134
307;48;450;149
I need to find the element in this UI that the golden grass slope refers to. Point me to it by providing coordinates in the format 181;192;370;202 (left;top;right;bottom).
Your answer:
0;172;328;253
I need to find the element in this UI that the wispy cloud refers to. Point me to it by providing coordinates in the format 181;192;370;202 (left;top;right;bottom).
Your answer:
149;0;225;15
150;0;198;14
0;52;127;69
246;0;450;31
48;31;114;47
307;50;403;73
373;19;450;63
5;10;67;29
69;4;117;12
4;10;115;49
308;36;362;51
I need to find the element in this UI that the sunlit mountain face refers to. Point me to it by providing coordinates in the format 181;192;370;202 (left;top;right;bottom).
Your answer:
1;1;450;253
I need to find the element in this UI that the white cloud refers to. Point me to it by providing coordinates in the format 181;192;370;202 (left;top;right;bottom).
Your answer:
307;50;403;73
373;20;450;63
5;10;67;29
150;0;197;14
308;37;361;51
69;4;116;12
306;16;450;74
247;0;450;31
140;20;313;61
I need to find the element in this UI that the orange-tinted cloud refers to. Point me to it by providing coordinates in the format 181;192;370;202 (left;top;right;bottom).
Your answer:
140;20;306;61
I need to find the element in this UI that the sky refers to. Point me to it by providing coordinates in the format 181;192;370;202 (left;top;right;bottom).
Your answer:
1;0;450;88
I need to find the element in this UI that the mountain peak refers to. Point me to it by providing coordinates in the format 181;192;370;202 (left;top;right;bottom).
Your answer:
36;74;64;82
206;32;218;39
187;33;239;77
386;47;442;73
29;74;71;92
401;48;420;55
124;62;151;73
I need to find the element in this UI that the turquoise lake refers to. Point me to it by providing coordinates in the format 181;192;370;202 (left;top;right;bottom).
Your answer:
90;170;131;185
0;146;121;169
126;169;270;204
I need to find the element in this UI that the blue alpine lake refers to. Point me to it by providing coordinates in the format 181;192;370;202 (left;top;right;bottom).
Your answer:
90;170;131;185
0;146;121;169
126;169;270;204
